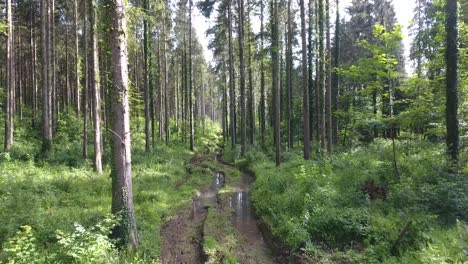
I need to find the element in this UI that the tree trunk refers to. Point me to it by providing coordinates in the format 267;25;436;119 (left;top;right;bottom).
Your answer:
332;0;340;145
286;0;293;150
74;0;81;115
445;0;459;166
143;0;151;152
238;0;247;157
300;0;310;159
41;0;53;155
260;0;266;146
326;0;332;155
90;0;102;174
83;0;89;159
272;0;281;166
4;0;15;152
108;0;138;250
189;0;195;151
228;0;237;149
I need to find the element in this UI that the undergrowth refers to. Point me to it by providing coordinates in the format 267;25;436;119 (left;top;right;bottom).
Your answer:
0;114;222;263
244;139;467;263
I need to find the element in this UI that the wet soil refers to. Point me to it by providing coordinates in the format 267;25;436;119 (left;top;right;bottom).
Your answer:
161;153;279;264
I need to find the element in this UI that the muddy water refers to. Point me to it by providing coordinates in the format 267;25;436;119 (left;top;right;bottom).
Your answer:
230;173;276;263
191;172;225;219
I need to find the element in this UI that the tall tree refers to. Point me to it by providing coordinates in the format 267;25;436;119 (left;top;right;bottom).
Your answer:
326;0;332;154
4;0;15;152
41;0;53;155
90;0;102;174
189;0;195;151
143;0;151;152
83;0;89;159
445;0;459;165
107;0;138;250
228;0;237;148
238;0;247;157
74;0;81;115
300;0;310;159
259;0;266;146
286;0;293;150
272;0;280;166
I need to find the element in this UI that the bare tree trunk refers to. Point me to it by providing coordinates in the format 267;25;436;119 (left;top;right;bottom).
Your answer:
90;0;102;174
332;0;340;145
41;0;53;155
445;0;459;167
259;0;266;146
326;0;332;155
228;0;237;149
238;0;247;156
31;6;38;127
74;0;81;115
143;0;151;152
272;0;281;166
300;0;310;159
83;0;89;159
163;12;170;144
108;0;138;251
4;0;15;152
189;0;194;151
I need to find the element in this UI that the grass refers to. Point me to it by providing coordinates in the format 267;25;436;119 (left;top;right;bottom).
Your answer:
238;138;467;263
0;114;222;263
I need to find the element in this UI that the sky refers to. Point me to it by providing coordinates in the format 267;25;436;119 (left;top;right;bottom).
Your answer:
192;0;417;72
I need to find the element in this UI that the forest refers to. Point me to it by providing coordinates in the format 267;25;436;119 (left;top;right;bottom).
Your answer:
0;0;466;263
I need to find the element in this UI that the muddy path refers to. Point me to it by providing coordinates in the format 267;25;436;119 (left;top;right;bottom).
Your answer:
160;152;280;264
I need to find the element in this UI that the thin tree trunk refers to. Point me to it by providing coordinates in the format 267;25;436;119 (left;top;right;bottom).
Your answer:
238;0;247;157
272;0;281;166
4;0;15;152
108;0;138;250
300;0;310;159
144;0;151;152
286;0;293;150
83;0;89;159
41;0;53;155
332;0;340;145
74;0;81;115
90;0;102;174
326;0;332;155
189;0;194;151
445;0;459;167
228;0;237;149
260;0;266;146
163;13;170;144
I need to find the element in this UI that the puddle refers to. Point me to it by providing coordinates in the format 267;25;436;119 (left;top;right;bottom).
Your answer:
191;172;225;219
230;173;275;261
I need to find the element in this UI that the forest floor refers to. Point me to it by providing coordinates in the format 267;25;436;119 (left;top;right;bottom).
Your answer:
160;150;277;264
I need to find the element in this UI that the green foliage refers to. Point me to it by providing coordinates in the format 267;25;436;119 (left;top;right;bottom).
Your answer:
2;226;44;264
250;139;467;262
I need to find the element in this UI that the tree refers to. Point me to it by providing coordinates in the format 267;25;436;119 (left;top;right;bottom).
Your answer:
272;0;281;166
300;0;310;159
143;0;151;152
41;0;53;155
238;0;247;157
83;0;89;159
445;0;459;165
90;0;102;174
107;0;138;250
228;0;237;148
4;0;15;152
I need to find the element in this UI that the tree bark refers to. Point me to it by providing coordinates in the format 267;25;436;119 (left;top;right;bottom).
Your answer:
83;0;89;159
272;0;281;166
90;0;102;174
41;0;53;155
445;0;459;166
300;0;310;159
143;0;151;152
228;0;237;149
238;0;247;157
4;0;15;152
108;0;138;250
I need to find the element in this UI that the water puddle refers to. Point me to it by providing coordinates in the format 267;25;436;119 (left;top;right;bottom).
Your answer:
230;173;275;261
191;172;225;219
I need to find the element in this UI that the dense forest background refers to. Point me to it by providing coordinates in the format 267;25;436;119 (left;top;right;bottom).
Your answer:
0;0;466;263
